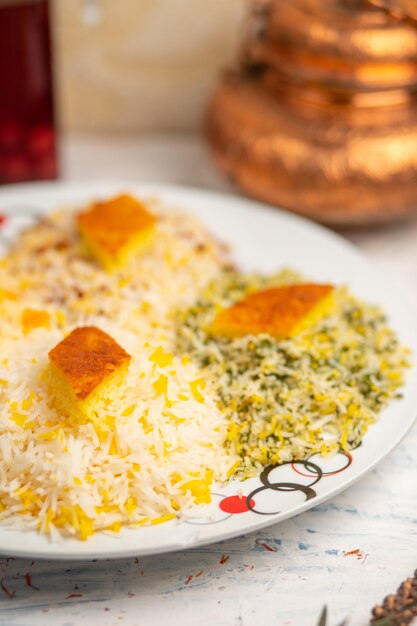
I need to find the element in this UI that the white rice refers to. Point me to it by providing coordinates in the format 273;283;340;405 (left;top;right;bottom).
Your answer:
0;198;237;540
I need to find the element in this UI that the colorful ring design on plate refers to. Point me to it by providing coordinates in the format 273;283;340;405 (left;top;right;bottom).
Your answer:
291;450;353;478
212;451;354;520
245;460;322;516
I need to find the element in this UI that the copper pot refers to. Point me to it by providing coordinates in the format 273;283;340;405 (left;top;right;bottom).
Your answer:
206;0;417;225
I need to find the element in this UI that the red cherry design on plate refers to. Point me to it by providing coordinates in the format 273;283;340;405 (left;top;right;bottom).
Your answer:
219;495;255;514
0;214;6;227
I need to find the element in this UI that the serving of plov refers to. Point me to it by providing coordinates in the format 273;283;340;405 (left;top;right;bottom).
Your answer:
0;194;409;541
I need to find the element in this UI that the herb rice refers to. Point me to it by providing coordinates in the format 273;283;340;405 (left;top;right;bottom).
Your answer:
178;270;410;477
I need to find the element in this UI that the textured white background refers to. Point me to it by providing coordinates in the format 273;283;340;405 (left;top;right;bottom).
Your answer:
0;134;416;626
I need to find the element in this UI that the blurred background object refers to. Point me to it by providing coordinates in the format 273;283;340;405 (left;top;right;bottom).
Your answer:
4;0;417;228
368;0;417;23
0;0;58;184
53;0;246;133
0;0;245;185
206;0;417;225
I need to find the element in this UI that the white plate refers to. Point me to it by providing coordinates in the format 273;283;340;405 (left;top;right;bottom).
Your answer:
0;180;416;560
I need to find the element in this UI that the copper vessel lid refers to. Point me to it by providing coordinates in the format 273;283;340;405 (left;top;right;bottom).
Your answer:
247;0;417;90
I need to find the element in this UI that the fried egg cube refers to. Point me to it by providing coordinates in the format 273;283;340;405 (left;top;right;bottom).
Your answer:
77;194;156;272
212;283;334;340
48;326;131;421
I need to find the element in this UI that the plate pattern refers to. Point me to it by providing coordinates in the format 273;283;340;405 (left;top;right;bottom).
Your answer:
184;451;353;525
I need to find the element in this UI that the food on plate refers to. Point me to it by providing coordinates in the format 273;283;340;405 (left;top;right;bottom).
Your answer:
0;193;410;540
0;193;226;331
0;194;236;539
21;308;51;335
77;193;157;272
212;283;334;339
179;270;409;476
48;326;131;422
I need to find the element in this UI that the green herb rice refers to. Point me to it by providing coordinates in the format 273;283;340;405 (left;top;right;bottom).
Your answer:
177;270;410;478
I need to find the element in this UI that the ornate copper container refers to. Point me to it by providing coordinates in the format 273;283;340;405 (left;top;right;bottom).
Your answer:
206;0;417;225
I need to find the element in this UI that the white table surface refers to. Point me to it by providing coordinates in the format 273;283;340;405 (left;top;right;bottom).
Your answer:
0;133;416;626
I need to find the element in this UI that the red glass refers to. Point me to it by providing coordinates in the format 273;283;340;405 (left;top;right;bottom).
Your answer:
0;0;58;184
